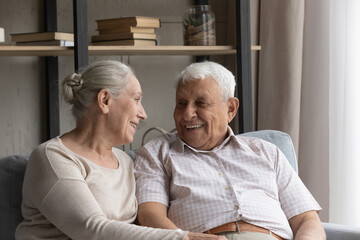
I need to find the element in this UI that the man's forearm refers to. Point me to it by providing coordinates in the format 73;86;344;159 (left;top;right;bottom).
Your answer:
289;211;326;240
294;218;325;240
137;202;178;229
139;215;178;229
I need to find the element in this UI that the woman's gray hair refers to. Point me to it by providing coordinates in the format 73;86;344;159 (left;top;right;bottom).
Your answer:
62;60;134;123
175;61;236;101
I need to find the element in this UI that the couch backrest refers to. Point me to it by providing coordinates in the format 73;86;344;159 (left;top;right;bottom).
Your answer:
0;155;29;240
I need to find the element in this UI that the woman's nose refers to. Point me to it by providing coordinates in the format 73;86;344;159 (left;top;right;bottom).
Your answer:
138;104;147;120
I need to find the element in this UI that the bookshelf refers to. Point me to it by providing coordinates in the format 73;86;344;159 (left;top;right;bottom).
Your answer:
0;0;255;139
0;45;260;56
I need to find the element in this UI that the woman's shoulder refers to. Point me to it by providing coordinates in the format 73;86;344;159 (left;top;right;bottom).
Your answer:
28;137;87;179
113;148;134;164
29;137;62;161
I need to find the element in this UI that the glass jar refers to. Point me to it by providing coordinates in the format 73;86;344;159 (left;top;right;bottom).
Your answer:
183;5;216;46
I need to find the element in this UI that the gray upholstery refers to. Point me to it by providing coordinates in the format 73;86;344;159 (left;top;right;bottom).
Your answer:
0;155;28;240
1;130;359;239
323;222;360;239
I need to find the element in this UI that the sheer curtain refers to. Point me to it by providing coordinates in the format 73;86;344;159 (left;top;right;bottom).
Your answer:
329;0;360;227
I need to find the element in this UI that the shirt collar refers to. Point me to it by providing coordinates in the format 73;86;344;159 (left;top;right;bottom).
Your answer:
172;126;236;154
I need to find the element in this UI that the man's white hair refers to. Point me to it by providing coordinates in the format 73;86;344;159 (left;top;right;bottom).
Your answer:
175;61;236;101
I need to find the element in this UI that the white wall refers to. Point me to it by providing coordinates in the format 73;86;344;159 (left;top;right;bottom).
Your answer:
0;0;45;157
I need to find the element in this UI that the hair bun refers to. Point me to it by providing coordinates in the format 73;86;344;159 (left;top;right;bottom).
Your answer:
62;73;84;104
67;73;84;89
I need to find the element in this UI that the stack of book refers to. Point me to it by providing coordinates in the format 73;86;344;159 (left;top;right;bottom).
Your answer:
10;32;74;46
91;16;160;46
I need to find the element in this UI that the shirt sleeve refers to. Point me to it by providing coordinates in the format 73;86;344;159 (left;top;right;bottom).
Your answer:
20;142;187;240
274;146;322;219
134;141;171;206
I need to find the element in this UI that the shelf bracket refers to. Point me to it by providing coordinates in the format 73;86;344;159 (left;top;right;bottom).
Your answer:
236;0;253;133
44;0;60;139
73;0;89;73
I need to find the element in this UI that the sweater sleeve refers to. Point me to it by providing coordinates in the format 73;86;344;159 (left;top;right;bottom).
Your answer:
17;139;187;240
41;179;187;240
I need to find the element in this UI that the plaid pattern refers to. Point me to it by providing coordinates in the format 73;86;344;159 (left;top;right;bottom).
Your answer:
134;129;321;239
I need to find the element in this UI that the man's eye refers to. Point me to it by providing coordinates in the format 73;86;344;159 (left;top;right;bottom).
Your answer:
176;102;186;108
196;101;207;107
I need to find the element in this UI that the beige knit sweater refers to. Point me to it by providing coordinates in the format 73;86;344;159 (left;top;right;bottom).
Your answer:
15;137;186;240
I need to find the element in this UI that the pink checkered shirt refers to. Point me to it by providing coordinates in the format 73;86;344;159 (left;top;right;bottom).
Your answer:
134;128;321;239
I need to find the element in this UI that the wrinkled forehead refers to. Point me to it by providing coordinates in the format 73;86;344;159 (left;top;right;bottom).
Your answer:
176;76;218;90
175;77;222;99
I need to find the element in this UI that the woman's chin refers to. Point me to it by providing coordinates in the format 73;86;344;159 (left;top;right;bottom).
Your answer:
125;136;135;145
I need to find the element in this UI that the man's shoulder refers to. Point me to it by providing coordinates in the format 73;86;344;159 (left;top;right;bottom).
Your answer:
135;132;179;164
233;134;277;152
140;132;178;151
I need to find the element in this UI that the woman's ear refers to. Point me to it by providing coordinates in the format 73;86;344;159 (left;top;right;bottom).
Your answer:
98;89;111;114
227;97;239;123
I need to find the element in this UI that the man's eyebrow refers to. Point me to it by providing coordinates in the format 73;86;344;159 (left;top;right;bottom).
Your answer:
197;95;208;100
175;92;186;98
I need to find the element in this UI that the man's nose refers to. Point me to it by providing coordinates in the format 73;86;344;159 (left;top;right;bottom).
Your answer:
183;104;197;120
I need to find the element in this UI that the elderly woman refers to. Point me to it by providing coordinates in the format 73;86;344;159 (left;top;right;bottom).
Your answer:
15;61;225;240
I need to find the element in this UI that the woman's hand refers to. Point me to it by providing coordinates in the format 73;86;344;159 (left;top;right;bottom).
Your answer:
185;232;227;240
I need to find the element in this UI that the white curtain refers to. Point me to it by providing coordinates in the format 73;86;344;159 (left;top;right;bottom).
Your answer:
329;0;360;227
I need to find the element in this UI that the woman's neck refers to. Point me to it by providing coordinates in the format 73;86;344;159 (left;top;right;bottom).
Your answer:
60;118;118;169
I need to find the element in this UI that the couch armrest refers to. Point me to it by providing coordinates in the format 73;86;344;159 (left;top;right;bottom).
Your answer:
323;222;360;240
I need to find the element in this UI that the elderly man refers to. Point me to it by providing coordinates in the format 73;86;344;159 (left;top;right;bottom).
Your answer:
134;61;326;240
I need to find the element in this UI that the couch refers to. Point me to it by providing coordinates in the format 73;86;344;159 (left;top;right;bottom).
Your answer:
1;130;360;239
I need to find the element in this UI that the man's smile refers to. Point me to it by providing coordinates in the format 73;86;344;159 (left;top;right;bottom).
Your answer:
185;124;204;129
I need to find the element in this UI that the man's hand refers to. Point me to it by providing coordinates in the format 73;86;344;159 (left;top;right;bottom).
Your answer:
185;232;227;240
289;210;326;240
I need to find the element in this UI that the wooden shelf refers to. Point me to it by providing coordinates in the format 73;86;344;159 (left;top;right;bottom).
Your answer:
0;46;74;56
0;45;260;57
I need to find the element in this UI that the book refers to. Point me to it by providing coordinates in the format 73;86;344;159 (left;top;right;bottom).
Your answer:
11;32;74;43
98;26;155;35
91;32;156;42
96;16;160;30
15;40;74;46
91;39;156;46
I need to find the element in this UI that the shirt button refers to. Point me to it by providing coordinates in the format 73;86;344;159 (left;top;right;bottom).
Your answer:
234;205;239;210
218;171;223;176
225;186;230;191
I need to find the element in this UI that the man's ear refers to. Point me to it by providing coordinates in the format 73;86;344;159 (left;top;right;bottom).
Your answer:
227;97;239;123
98;89;111;114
